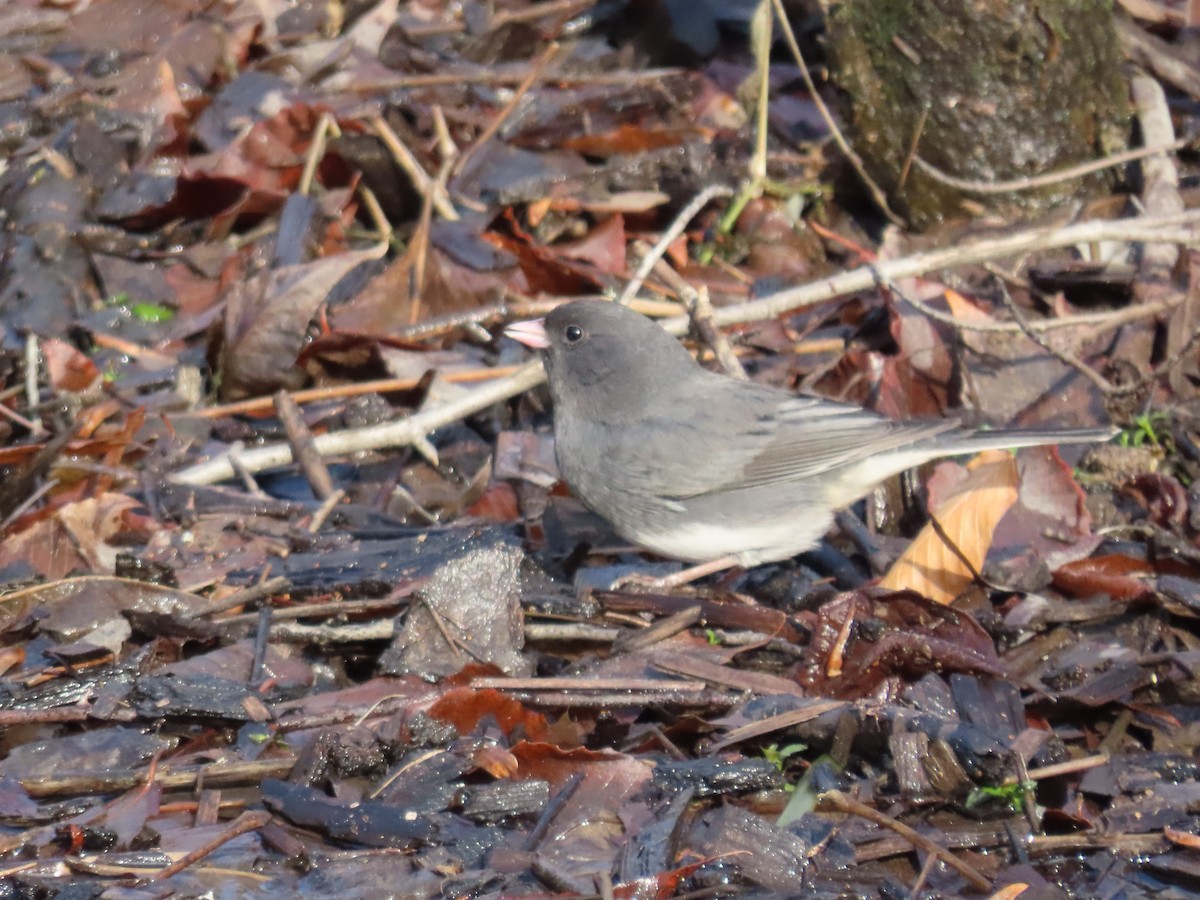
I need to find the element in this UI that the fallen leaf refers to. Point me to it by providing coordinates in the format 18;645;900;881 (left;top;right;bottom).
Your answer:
219;243;387;399
42;338;101;394
880;450;1020;603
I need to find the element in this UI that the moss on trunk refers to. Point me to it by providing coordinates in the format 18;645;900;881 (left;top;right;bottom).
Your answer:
825;0;1130;226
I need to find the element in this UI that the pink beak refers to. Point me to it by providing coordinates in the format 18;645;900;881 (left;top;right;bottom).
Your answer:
504;318;549;350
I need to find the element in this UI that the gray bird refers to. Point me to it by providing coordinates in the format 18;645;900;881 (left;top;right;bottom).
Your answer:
506;300;1112;573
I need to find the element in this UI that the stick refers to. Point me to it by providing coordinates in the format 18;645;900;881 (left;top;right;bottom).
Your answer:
172;360;545;485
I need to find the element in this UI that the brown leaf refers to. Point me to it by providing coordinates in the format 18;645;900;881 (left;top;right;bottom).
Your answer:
880;450;1020;603
562;124;708;157
427;687;549;742
42;339;101;394
219;243;386;399
1051;554;1155;601
0;494;148;579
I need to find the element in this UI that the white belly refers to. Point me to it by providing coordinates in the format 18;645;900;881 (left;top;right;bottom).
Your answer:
627;511;834;566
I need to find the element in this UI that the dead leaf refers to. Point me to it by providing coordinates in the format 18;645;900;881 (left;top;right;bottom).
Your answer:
880;450;1020;603
0;494;150;579
986;885;1029;900
1051;554;1156;601
42;338;101;394
219;243;386;399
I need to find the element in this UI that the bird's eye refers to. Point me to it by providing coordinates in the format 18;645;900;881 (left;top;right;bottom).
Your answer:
563;324;584;343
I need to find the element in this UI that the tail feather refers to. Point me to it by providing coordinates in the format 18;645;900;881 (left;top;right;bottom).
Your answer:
934;426;1118;455
829;425;1115;506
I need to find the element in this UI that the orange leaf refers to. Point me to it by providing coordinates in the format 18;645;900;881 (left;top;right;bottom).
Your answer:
42;339;101;393
472;744;519;778
986;885;1029;900
880;450;1020;604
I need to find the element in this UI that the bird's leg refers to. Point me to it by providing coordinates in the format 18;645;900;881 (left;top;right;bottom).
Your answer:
609;555;743;591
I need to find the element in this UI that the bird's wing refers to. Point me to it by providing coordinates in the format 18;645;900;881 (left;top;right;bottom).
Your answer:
727;395;960;491
629;382;959;501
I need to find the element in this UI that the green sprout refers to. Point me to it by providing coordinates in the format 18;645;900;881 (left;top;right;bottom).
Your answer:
106;293;175;323
130;303;175;323
966;780;1036;812
762;742;807;773
1118;411;1169;449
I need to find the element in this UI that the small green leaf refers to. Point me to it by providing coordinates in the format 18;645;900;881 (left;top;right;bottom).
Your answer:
966;780;1034;811
130;303;175;323
762;742;806;771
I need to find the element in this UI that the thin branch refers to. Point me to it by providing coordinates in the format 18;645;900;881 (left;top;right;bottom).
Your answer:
452;42;562;178
655;210;1200;336
178;364;525;421
769;0;903;226
817;790;992;892
369;115;458;222
914;137;1191;194
173;213;1200;486
172;360;546;485
997;282;1117;394
616;184;733;305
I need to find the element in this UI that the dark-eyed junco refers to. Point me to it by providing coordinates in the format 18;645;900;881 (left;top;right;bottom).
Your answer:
505;300;1112;570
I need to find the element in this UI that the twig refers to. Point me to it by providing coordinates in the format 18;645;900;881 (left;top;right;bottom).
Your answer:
918;270;1180;335
522;772;583;851
1118;17;1200;98
23;335;42;437
914;136;1191;194
896;105;929;193
996;282;1116;394
1007;752;1109;784
18;757;296;800
817;790;992;892
228;446;263;496
430;104;457;161
249;605;272;683
655;210;1200;336
0;477;58;532
356;183;393;248
405;163;438;325
492;0;595;27
909;850;940;899
1117;0;1186;24
647;254;745;378
178;364;525;420
141;811;272;883
616;184;733;305
275;390;335;499
452;41;561;178
472;676;705;692
369;115;458;222
298;111;337;196
350;68;684;92
749;0;771;184
171;359;546;485
997;277;1200;398
0;398;39;432
188;575;291;619
419;594;467;661
688;285;746;379
769;0;903;226
307;488;345;533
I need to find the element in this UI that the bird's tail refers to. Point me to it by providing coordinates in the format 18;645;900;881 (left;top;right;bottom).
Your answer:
827;424;1115;510
931;425;1118;456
